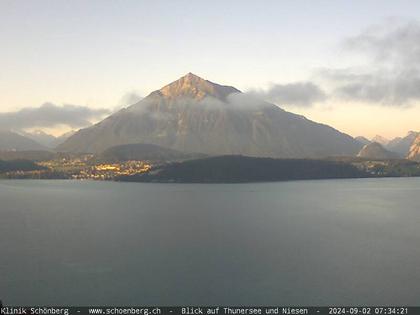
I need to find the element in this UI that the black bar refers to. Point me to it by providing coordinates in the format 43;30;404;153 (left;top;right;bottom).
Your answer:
0;306;417;315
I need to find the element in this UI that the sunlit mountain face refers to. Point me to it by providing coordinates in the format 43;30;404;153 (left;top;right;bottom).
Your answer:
408;134;420;161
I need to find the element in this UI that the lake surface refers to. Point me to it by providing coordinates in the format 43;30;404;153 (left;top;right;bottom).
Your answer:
0;178;420;306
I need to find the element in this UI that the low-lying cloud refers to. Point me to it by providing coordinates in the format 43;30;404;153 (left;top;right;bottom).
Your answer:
249;82;327;107
117;91;143;109
0;103;110;130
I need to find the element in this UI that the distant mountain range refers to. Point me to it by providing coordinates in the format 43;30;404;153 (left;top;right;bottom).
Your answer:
20;129;75;148
58;73;362;158
0;129;75;152
19;130;57;148
386;131;419;157
1;73;417;161
357;142;399;159
371;135;390;146
355;131;419;159
0;130;48;151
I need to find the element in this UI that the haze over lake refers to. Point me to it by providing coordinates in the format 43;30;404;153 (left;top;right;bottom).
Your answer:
1;178;420;305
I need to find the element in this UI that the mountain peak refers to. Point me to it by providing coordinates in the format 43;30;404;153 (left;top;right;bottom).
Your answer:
371;135;390;146
151;73;240;101
184;72;202;80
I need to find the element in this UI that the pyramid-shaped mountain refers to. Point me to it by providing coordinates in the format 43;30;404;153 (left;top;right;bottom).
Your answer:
58;73;362;157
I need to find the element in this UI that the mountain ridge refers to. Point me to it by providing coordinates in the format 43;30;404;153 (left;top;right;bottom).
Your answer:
357;142;399;159
371;135;390;146
116;155;370;183
0;130;48;151
386;131;419;157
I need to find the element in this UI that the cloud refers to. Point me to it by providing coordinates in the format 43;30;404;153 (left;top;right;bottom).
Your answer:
196;93;271;111
0;103;110;130
335;71;420;105
323;19;420;106
125;93;271;118
249;19;420;108
342;19;420;65
116;91;143;109
198;93;268;110
248;82;327;107
226;92;269;109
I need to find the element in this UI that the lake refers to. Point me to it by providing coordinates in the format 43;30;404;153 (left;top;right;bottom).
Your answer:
0;178;419;305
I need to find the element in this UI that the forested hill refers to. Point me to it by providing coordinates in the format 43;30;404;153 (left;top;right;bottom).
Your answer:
0;159;45;173
117;155;370;183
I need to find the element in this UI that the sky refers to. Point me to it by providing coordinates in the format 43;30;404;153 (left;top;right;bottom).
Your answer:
1;0;420;138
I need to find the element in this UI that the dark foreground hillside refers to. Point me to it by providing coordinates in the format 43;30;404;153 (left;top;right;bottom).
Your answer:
117;155;370;183
0;159;45;173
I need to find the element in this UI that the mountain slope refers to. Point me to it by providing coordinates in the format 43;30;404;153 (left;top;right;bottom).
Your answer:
0;130;47;151
407;135;420;161
357;142;399;159
52;130;76;147
386;131;419;157
95;143;204;163
58;73;362;158
355;136;371;145
19;130;57;148
371;135;390;146
17;129;75;148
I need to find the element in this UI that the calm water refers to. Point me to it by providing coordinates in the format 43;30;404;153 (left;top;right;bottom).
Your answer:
0;178;420;305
